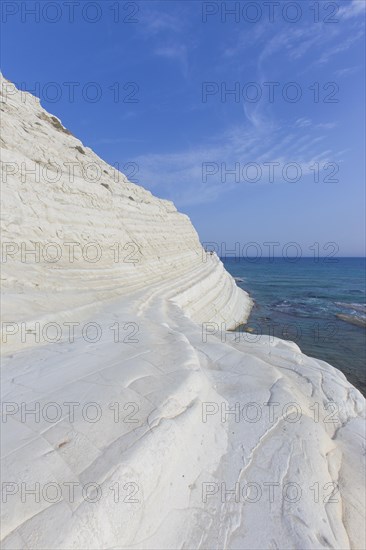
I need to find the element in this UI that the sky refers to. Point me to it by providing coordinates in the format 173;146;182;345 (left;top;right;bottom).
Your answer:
1;0;365;256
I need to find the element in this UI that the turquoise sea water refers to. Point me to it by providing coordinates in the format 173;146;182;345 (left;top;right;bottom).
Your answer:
223;258;366;396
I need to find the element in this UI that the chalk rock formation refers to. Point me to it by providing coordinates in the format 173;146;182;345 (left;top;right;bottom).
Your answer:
1;77;365;550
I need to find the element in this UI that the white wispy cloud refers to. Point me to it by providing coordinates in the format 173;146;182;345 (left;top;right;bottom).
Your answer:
129;122;339;206
224;3;364;70
137;5;193;78
317;27;364;64
115;0;358;206
154;44;189;77
295;118;312;128
338;0;366;20
140;9;183;36
294;119;338;130
335;65;361;77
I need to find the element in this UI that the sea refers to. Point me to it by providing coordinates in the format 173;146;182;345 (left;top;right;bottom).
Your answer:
223;257;366;396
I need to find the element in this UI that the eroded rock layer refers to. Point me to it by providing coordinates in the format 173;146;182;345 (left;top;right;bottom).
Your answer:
1;78;365;550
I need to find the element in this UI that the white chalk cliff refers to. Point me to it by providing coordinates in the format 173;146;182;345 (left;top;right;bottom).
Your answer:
1;77;365;550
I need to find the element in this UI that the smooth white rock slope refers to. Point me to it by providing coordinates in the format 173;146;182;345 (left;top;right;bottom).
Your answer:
1;77;365;549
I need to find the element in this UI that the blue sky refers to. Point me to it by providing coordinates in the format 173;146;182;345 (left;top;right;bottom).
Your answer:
1;0;365;255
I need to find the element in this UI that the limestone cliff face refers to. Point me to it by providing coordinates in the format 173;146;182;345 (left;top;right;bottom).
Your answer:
1;77;365;550
0;76;252;337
